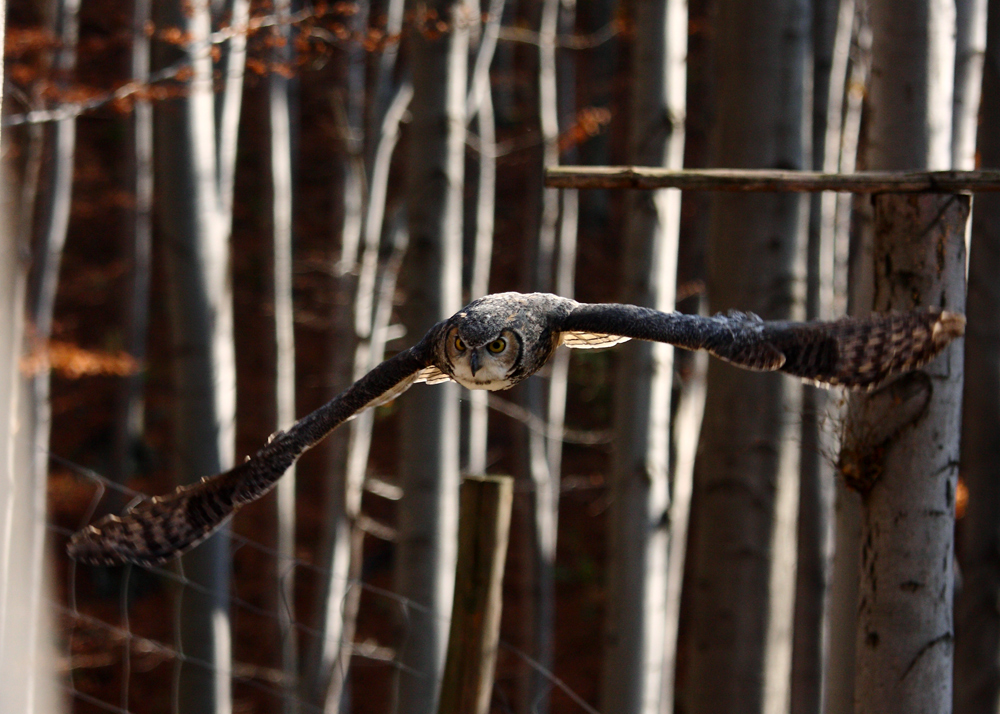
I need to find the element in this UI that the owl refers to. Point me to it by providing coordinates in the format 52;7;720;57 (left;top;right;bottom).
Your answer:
68;292;964;566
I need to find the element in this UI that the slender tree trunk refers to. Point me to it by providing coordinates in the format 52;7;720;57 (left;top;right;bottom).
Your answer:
952;0;987;170
790;1;844;711
393;2;468;712
155;2;238;711
270;2;298;711
954;5;1000;713
24;2;78;710
682;0;809;712
110;0;153;498
0;7;61;710
822;9;869;714
305;3;368;709
602;1;686;713
465;0;504;476
850;4;960;712
523;2;572;710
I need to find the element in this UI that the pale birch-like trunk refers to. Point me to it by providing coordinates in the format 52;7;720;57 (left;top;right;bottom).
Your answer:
270;2;298;711
953;5;1000;713
24;2;78;710
822;9;870;714
154;1;240;711
601;1;685;713
393;2;467;711
465;0;504;477
0;6;61;710
849;4;960;712
682;1;808;712
110;0;153;498
952;0;987;170
848;193;966;714
305;3;368;710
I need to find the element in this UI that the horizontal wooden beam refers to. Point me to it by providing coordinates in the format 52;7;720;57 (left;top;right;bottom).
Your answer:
545;166;1000;192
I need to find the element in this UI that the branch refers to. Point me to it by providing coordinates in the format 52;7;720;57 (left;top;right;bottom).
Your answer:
545;166;1000;192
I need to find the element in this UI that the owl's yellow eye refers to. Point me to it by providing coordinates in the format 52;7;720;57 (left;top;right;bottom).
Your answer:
487;338;507;353
454;336;466;352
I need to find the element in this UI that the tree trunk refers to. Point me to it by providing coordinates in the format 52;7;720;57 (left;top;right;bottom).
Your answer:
953;5;1000;712
847;194;966;714
270;2;298;710
0;6;61;710
849;5;960;709
682;0;809;712
110;0;153;499
393;2;468;712
155;2;238;711
822;9;870;714
601;0;685;713
790;1;846;711
952;0;987;170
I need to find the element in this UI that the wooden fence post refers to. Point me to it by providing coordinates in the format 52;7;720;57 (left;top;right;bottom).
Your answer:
437;475;514;714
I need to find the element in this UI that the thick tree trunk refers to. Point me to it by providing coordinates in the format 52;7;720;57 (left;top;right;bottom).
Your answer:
682;0;809;712
155;2;238;712
848;194;966;714
601;1;686;713
393;3;468;712
953;4;1000;712
849;3;959;712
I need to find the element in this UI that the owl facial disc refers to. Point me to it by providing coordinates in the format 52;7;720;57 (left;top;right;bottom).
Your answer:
445;327;520;390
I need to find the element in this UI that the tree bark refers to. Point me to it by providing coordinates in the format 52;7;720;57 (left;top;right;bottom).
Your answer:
954;4;1000;712
682;0;809;712
393;3;468;712
847;194;966;714
155;2;239;711
848;4;960;711
601;0;686;713
952;0;987;170
270;2;298;710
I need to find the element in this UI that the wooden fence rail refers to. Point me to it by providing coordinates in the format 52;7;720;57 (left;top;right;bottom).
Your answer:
545;167;1000;192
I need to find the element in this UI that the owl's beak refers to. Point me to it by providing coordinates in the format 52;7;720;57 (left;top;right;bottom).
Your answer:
470;349;481;376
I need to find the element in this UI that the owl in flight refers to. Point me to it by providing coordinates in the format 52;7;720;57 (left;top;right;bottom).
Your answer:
68;292;964;567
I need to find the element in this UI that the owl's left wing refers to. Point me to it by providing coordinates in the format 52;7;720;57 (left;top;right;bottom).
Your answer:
68;333;442;567
560;303;964;389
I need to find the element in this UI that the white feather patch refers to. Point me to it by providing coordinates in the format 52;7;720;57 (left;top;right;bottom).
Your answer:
560;331;632;349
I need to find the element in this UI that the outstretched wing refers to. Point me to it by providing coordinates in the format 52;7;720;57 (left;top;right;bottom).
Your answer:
68;339;437;567
561;303;964;389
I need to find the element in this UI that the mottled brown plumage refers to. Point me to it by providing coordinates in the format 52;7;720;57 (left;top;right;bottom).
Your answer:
67;292;963;566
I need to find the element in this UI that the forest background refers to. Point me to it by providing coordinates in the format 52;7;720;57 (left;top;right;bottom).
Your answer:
0;0;995;713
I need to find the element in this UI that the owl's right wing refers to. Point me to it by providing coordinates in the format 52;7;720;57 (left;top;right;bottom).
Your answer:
560;303;964;389
67;333;443;567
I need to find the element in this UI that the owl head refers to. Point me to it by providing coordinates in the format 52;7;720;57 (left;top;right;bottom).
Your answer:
443;323;521;390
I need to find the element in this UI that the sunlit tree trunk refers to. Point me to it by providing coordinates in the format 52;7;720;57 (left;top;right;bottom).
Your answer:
0;6;61;711
682;1;809;713
953;5;1000;714
110;0;153;501
601;1;686;713
270;1;298;711
23;2;78;710
822;8;870;714
952;0;987;170
392;2;468;712
790;1;846;711
154;1;241;711
848;3;960;713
